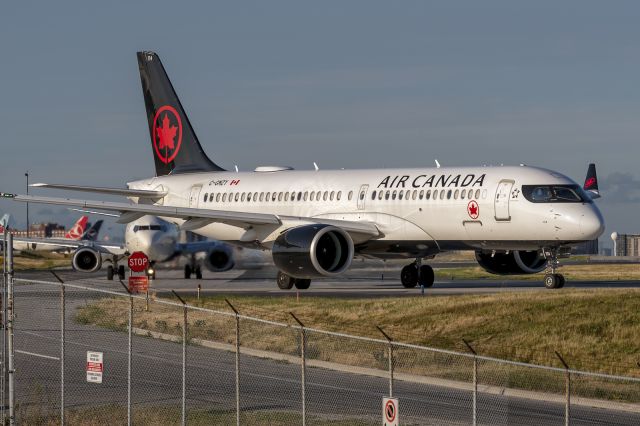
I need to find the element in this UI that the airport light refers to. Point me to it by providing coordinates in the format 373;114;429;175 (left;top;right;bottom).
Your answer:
25;172;29;237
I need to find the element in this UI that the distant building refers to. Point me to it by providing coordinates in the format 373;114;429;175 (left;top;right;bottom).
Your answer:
614;234;640;257
573;239;599;255
10;223;66;238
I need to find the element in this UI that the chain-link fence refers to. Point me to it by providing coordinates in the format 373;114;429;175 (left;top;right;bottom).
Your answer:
3;275;640;425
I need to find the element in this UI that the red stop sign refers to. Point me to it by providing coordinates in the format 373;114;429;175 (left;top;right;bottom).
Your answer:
128;251;149;272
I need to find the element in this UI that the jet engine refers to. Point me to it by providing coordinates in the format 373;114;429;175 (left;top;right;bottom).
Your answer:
72;247;102;272
272;224;354;278
204;245;235;272
475;250;547;275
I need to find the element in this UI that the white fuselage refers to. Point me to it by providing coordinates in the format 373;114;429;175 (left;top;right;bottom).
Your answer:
127;165;604;258
124;216;179;262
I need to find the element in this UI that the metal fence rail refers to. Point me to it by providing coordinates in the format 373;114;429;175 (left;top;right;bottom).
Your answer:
2;259;639;422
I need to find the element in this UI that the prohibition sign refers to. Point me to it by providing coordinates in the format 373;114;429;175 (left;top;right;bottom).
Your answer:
385;400;396;422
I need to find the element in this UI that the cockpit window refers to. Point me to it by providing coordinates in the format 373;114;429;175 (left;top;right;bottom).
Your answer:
132;225;164;232
522;185;590;203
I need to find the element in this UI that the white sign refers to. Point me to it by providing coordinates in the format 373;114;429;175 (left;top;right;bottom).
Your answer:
86;351;103;384
383;397;398;426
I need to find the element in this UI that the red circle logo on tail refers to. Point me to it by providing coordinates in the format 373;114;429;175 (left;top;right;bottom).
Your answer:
152;105;183;164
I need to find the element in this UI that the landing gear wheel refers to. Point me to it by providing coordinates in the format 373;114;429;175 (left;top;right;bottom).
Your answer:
544;273;564;289
401;264;419;288
117;265;126;280
418;265;435;287
107;265;114;281
294;279;311;290
277;271;295;290
184;264;192;279
195;266;203;280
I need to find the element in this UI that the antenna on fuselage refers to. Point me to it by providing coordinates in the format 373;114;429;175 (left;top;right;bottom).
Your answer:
234;165;239;173
435;159;441;168
313;162;319;171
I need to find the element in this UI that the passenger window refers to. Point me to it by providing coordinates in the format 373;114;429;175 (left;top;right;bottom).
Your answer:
440;190;446;200
203;193;208;202
297;192;303;201
454;189;459;199
447;190;452;200
291;192;296;201
348;191;353;201
378;190;383;200
235;193;240;202
482;189;487;199
310;191;315;201
371;190;377;200
392;190;397;200
385;191;390;200
259;193;264;202
278;192;283;202
337;191;342;201
412;190;417;200
285;192;290;201
330;191;335;201
216;193;221;202
468;190;473;200
475;189;481;199
222;193;227;202
247;193;252;202
272;193;277;202
461;189;466;199
432;190;438;200
419;190;424;200
241;193;246;202
398;191;404;200
303;191;308;201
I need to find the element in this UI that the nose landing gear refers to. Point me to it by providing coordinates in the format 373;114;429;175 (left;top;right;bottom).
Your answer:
542;247;569;289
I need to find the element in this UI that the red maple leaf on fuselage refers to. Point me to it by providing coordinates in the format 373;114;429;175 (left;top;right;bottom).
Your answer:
156;114;177;150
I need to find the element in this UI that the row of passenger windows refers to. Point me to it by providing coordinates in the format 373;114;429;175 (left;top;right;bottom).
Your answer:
203;190;349;203
202;188;488;203
370;188;487;201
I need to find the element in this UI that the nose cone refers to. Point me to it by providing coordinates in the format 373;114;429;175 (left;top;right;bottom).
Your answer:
580;205;605;240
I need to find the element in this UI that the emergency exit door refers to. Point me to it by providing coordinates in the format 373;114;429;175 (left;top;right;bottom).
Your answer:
494;180;513;221
189;185;202;208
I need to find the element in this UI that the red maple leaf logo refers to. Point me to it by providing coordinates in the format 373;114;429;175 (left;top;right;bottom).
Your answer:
156;114;177;150
467;200;479;219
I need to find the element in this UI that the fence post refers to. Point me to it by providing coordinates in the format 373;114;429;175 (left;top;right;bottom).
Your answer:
119;280;133;426
50;271;67;425
172;291;187;426
2;228;8;424
555;351;571;426
463;339;478;426
290;312;306;426
6;234;14;426
376;326;394;397
225;299;241;426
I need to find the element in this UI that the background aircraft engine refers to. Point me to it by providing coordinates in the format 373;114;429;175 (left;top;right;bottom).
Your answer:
72;247;102;272
272;224;354;278
204;246;235;272
475;250;547;275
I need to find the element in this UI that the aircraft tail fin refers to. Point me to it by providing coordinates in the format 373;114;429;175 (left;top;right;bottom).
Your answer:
82;220;103;241
583;163;601;199
137;51;225;176
64;216;89;240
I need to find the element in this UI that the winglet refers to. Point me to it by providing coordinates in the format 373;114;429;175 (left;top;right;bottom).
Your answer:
583;163;601;199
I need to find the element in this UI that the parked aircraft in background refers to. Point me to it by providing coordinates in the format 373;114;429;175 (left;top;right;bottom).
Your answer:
6;51;605;290
9;216;101;252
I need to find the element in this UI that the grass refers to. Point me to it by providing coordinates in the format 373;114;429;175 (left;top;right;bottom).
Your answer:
18;405;375;425
76;289;640;402
0;252;69;271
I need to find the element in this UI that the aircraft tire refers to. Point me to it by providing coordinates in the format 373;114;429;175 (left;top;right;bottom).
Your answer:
195;266;203;280
418;265;435;287
544;273;563;289
401;264;419;288
184;265;192;279
118;265;126;280
557;274;565;288
294;279;311;290
107;265;114;281
277;271;295;290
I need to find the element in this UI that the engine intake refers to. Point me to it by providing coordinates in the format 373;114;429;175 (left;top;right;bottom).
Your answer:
272;224;354;278
475;250;546;275
72;247;102;273
205;246;235;272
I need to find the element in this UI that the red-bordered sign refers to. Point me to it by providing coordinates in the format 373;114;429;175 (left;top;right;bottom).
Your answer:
152;105;183;164
128;276;149;293
467;200;480;220
128;251;149;272
383;397;398;426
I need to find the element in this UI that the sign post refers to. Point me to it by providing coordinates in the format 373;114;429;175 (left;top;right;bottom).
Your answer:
383;397;398;426
86;351;103;383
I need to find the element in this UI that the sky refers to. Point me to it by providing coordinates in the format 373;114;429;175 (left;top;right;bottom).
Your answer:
1;1;640;247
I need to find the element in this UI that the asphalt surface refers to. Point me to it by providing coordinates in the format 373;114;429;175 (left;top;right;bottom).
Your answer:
9;269;640;424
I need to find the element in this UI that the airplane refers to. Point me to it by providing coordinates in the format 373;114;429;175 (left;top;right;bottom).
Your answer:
3;51;605;290
10;216;95;252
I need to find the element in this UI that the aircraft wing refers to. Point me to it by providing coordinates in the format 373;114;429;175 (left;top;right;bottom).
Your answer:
6;194;381;239
176;240;229;255
30;183;167;198
11;236;126;254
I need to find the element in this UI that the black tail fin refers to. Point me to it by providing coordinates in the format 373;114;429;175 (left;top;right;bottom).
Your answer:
137;51;225;176
583;163;601;199
82;220;103;241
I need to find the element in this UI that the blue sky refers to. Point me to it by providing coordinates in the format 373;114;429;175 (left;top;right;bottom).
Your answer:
1;1;640;245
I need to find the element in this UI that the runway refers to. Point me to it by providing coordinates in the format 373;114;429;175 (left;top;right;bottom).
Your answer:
9;270;640;424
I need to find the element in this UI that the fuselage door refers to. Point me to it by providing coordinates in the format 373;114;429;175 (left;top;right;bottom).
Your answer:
189;185;203;208
494;180;514;221
357;184;369;210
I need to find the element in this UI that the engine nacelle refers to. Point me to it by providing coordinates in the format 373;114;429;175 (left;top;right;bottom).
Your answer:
475;250;547;275
204;246;235;272
72;247;102;273
272;224;354;279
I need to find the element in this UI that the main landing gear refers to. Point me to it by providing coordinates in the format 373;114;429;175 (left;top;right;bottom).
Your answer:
400;259;435;288
106;256;125;280
542;247;568;289
276;271;311;290
184;254;203;279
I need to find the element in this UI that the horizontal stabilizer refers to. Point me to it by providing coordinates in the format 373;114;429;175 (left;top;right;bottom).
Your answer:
31;183;167;198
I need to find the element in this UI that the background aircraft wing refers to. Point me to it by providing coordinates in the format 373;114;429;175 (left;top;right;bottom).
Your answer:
176;240;230;255
11;236;125;254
